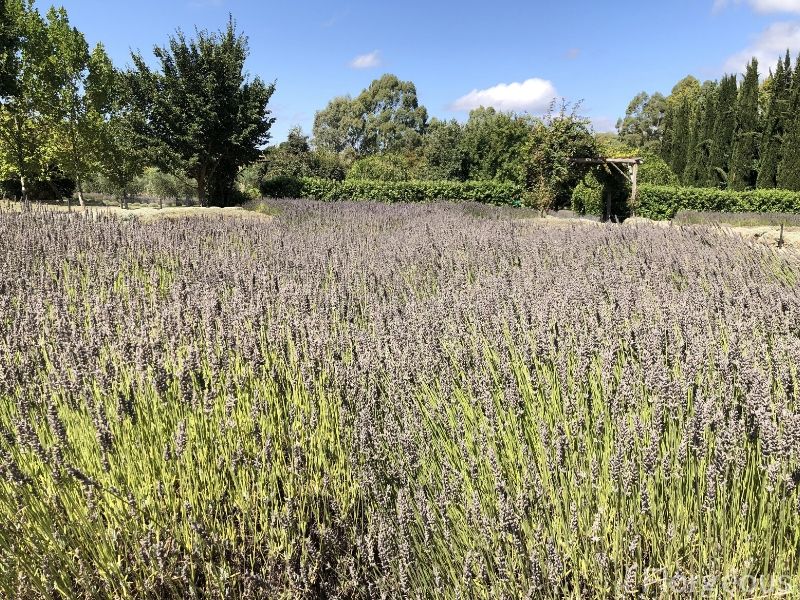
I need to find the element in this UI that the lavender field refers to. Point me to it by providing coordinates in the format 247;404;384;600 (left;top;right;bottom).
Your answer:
1;201;799;598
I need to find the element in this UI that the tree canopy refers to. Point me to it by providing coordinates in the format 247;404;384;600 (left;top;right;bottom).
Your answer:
127;19;275;205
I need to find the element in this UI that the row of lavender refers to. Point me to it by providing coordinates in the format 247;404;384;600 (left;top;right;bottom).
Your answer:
1;202;799;598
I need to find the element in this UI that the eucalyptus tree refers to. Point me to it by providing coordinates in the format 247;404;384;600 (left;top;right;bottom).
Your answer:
313;74;428;156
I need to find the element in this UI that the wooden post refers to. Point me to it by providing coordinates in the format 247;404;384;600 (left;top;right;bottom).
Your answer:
630;162;639;217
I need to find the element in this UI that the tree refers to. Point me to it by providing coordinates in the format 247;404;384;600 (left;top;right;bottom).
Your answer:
44;7;113;209
708;74;738;187
459;107;531;182
0;0;21;99
96;67;149;207
421;118;467;180
757;53;791;189
312;96;362;155
520;101;596;217
660;76;701;180
615;92;667;152
777;55;800;190
262;127;347;181
0;1;56;208
313;74;427;156
128;18;275;206
728;59;760;190
682;81;717;186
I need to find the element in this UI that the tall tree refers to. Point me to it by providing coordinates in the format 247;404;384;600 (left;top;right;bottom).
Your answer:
421;118;467;180
708;74;738;187
459;107;531;182
44;7;113;208
128;19;275;205
0;1;56;207
683;81;718;187
615;92;667;152
0;0;21;99
520;102;596;216
660;76;700;179
728;59;760;190
757;53;791;189
313;74;427;157
777;55;800;190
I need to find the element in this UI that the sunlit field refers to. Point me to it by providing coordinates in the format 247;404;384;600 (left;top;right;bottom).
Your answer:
1;201;799;598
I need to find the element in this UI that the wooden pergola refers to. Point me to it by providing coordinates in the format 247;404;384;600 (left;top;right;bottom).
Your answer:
570;157;643;220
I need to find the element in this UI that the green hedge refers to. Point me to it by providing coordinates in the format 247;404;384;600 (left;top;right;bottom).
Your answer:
261;176;524;206
638;185;800;220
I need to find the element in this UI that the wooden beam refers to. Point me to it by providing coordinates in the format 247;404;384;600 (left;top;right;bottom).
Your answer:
570;157;643;165
630;162;639;217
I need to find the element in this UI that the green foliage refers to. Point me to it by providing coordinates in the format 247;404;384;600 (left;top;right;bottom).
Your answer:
460;107;531;183
728;59;760;190
44;8;114;205
520;102;596;214
262;127;347;181
615;91;667;152
638;184;800;220
140;167;195;203
682;81;718;186
708;75;738;187
570;171;604;216
261;176;523;205
421;118;467;181
313;74;427;156
346;153;421;182
777;57;800;190
757;52;792;189
127;18;275;206
638;152;678;185
0;0;58;203
0;0;22;99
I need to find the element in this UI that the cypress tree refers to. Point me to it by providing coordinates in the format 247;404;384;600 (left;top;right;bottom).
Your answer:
777;55;800;190
683;81;717;186
729;59;760;190
708;75;738;187
669;97;693;181
757;55;788;188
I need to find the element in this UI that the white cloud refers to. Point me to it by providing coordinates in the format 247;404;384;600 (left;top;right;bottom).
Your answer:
349;51;381;69
723;21;800;72
450;78;558;113
715;0;800;13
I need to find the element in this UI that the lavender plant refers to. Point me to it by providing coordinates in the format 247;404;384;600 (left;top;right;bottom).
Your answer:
0;201;798;598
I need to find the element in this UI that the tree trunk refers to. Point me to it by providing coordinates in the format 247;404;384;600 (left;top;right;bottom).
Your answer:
197;168;207;207
76;178;85;208
20;175;29;212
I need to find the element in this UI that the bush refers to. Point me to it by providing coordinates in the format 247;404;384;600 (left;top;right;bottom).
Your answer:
571;172;605;217
347;154;418;182
638;185;800;220
638;153;678;186
571;170;630;219
260;176;523;206
1;167;76;201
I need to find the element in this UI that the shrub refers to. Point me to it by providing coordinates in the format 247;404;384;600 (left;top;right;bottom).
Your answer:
571;172;606;217
638;185;800;220
347;154;418;182
260;176;523;206
638;153;678;186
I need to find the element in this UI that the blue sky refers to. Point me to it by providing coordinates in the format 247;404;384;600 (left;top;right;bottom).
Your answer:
47;0;800;144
